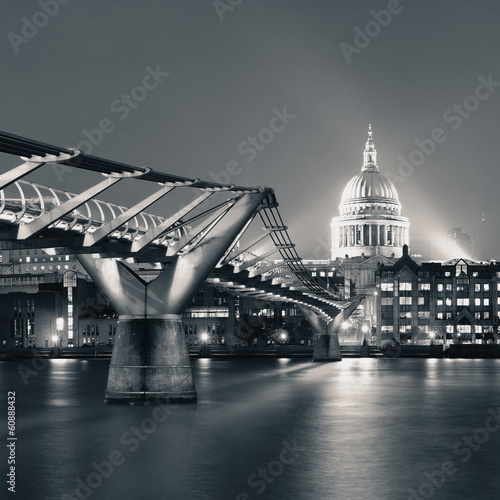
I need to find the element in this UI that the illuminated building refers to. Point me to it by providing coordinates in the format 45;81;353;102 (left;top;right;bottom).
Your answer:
331;125;409;259
327;125;411;343
376;245;500;345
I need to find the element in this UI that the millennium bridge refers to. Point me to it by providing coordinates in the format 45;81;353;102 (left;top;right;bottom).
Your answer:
0;130;362;404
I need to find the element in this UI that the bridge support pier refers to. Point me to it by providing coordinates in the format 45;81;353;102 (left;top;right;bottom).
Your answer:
77;190;267;404
300;296;365;362
105;316;196;404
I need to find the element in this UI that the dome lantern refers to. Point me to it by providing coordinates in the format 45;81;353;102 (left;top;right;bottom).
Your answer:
362;124;378;171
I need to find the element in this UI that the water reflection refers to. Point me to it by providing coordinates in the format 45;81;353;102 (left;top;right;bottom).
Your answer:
2;358;500;499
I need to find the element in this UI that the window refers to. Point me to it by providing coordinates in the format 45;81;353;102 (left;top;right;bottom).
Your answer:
484;312;490;319
437;312;443;319
497;283;500;291
446;298;452;307
475;312;481;320
475;298;481;306
381;298;393;306
400;296;412;305
446;325;453;333
475;325;483;333
418;297;425;306
445;272;451;277
475;284;481;292
446;284;452;291
419;283;430;291
399;282;412;291
484;284;490;292
437;299;443;306
457;298;469;306
484;298;490;306
437;284;444;292
381;283;393;291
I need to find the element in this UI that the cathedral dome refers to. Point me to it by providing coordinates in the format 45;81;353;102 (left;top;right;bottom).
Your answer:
331;124;410;260
341;170;399;204
339;124;401;217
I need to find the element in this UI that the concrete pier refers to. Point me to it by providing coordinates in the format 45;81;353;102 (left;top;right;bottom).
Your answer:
105;316;196;404
312;333;342;362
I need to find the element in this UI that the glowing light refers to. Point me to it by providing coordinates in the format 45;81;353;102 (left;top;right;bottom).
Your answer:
56;317;64;331
341;321;349;330
201;333;209;342
361;325;369;333
280;332;287;341
51;335;58;343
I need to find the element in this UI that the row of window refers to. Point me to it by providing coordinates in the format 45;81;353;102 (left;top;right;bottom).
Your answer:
381;282;500;292
382;296;499;307
382;310;494;321
22;255;70;263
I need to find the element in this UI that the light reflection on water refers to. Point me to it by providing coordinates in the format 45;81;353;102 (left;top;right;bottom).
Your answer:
2;358;500;499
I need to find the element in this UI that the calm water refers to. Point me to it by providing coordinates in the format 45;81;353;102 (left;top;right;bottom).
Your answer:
2;357;500;500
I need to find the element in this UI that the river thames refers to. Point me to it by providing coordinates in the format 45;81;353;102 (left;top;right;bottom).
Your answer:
2;357;500;500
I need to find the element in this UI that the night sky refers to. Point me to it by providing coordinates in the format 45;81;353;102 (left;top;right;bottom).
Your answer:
1;0;500;260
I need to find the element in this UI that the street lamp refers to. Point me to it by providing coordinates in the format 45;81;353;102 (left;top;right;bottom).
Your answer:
279;332;287;344
51;334;58;347
341;321;349;330
201;333;209;345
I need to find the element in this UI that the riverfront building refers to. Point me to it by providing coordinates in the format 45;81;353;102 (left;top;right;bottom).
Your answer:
376;245;500;345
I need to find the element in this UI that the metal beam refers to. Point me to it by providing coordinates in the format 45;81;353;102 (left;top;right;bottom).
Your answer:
130;191;213;252
16;176;122;239
0;150;80;190
221;231;269;265
83;185;175;247
166;205;231;257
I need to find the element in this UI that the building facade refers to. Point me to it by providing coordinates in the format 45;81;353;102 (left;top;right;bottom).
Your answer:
376;245;500;345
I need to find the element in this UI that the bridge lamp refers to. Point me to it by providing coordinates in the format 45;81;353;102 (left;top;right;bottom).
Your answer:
341;321;349;330
51;335;58;347
361;325;369;334
201;333;209;344
429;331;435;345
279;332;287;343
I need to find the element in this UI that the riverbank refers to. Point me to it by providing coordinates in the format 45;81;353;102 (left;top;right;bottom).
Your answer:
2;344;500;360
